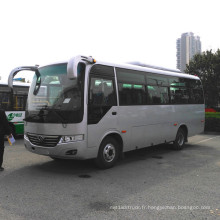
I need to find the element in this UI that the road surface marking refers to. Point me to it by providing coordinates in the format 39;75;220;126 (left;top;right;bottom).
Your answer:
195;136;220;144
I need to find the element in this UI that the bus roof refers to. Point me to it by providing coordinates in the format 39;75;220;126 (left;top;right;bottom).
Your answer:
39;56;200;81
94;60;200;80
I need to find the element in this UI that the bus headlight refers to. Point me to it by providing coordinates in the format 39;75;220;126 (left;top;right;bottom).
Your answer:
59;135;84;143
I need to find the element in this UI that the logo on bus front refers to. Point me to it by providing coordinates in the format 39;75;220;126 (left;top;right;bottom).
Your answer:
7;113;23;121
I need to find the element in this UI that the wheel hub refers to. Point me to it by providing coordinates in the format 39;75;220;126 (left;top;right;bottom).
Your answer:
103;144;115;162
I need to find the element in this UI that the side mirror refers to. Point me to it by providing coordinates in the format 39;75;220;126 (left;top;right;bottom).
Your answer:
8;66;38;88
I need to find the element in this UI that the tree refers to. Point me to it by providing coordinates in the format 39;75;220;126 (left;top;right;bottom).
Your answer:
185;49;220;107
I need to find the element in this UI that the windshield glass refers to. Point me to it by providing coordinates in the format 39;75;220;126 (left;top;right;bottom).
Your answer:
26;63;85;123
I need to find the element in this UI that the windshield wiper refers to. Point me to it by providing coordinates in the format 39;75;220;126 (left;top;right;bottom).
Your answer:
49;108;68;127
24;112;48;121
25;106;67;127
38;106;68;127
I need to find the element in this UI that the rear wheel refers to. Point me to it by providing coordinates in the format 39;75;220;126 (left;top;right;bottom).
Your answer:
95;137;119;169
172;128;186;150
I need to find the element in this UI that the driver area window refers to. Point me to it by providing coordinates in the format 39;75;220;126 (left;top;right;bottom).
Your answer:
88;73;116;124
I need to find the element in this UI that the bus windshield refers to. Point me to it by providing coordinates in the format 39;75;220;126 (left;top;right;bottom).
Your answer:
25;63;85;123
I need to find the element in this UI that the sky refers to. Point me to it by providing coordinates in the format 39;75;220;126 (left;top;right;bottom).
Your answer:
0;0;220;81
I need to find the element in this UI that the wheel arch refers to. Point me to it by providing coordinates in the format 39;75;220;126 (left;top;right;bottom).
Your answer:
99;131;124;157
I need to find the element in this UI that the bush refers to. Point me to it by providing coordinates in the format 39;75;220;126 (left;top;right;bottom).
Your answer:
205;108;220;132
205;112;220;119
205;117;220;132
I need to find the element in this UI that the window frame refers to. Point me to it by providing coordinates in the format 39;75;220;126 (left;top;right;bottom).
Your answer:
115;67;204;106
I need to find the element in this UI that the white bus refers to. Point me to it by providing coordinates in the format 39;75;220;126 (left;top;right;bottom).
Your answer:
8;56;205;168
0;81;29;136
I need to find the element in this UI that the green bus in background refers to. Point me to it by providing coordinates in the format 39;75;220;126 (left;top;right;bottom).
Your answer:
0;81;29;136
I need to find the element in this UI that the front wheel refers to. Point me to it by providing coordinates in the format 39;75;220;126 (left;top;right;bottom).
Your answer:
172;128;186;150
95;137;119;169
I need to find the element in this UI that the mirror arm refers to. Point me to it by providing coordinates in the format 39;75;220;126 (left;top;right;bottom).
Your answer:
8;66;38;88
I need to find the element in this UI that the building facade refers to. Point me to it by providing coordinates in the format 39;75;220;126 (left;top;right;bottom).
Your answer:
176;32;201;72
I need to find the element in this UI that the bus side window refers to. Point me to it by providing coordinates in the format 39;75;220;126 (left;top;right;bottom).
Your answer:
88;76;116;124
170;87;190;104
89;78;104;105
0;93;11;110
147;85;169;105
160;87;169;104
89;78;116;106
189;80;204;104
13;95;25;111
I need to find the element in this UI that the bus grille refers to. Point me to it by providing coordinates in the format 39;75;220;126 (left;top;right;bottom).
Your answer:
27;133;61;147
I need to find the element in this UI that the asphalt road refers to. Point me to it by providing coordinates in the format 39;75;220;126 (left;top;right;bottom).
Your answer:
0;133;220;220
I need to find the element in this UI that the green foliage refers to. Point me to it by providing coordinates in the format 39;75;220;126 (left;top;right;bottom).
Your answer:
205;118;220;132
205;112;220;119
185;49;220;107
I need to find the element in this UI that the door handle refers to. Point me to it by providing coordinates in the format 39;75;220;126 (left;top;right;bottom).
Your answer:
112;112;117;115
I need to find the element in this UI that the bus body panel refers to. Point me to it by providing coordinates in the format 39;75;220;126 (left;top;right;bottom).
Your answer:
93;104;204;153
87;106;119;149
117;105;176;151
180;104;205;136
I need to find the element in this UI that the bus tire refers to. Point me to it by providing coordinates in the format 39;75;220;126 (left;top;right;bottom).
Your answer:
95;137;119;169
172;128;186;150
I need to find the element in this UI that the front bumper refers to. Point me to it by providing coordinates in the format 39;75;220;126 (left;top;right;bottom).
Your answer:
24;135;88;160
